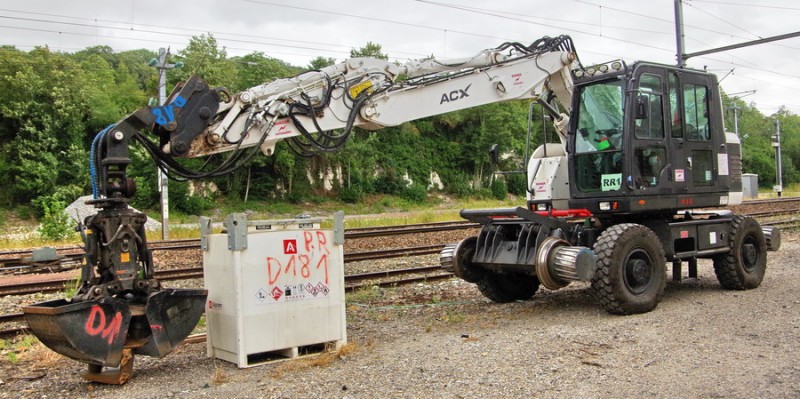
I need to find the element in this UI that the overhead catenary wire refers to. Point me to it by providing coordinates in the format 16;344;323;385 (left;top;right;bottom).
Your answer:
686;0;800;11
1;1;798;116
683;1;763;39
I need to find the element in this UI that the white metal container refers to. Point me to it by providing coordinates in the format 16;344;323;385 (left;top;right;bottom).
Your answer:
201;213;346;367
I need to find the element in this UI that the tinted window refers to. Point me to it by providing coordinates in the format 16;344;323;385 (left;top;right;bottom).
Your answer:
635;74;664;139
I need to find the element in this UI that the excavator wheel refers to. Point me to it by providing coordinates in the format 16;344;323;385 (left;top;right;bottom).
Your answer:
449;237;486;283
476;272;540;303
713;216;767;290
591;223;666;315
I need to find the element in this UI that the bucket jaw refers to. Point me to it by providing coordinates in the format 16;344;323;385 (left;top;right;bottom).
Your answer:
23;289;207;384
22;201;207;384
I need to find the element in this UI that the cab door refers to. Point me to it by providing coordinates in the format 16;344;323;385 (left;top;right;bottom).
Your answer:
667;70;718;202
628;66;671;200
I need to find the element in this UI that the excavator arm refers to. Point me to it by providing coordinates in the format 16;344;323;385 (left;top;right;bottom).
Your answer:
152;36;577;163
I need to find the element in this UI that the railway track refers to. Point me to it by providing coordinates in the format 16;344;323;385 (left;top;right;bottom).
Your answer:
3;197;796;260
0;221;477;275
3;197;798;271
0;243;448;297
0;264;453;338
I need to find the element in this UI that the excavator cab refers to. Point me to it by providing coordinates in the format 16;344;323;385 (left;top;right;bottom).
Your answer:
565;61;741;217
450;59;775;316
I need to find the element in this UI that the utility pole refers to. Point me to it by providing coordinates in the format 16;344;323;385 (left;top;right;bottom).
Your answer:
772;119;783;198
731;104;740;137
730;103;742;157
149;48;181;240
674;0;686;67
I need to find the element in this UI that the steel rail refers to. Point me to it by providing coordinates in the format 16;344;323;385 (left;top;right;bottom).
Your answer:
0;265;455;338
0;243;450;297
0;221;479;272
344;245;444;262
4;197;797;260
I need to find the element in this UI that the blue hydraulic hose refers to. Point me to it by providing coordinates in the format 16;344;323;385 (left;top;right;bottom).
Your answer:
89;124;115;199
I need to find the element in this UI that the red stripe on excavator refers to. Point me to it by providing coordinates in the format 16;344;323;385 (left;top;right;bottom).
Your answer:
486;208;593;219
535;209;593;218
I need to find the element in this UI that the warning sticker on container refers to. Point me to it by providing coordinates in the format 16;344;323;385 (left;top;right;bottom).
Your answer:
262;281;330;304
283;239;298;254
255;288;269;303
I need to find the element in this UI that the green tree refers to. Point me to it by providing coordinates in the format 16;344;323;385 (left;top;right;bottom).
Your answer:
79;54;125;127
233;52;300;91
117;49;159;91
308;56;337;70
0;47;91;206
350;42;388;59
722;94;799;187
172;34;236;89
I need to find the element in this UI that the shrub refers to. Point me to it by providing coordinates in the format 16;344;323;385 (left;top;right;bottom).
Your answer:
374;173;405;195
285;191;305;204
169;181;215;214
338;186;363;204
15;206;33;220
445;177;472;198
178;195;215;214
491;178;508;200
506;173;527;196
401;184;427;202
36;197;74;241
473;188;493;199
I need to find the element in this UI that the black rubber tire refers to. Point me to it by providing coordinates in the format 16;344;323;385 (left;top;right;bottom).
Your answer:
713;216;767;290
476;272;540;303
452;237;485;283
591;223;666;315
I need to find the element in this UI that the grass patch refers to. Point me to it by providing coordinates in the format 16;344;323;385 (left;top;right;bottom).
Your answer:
0;194;518;249
144;225;201;241
62;277;82;298
0;336;61;368
210;360;230;385
757;182;800;198
0;233;81;251
346;286;383;304
271;342;358;379
441;309;467;324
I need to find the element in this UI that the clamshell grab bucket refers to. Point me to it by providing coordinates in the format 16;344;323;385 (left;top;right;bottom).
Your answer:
23;298;132;366
135;289;208;357
22;288;207;368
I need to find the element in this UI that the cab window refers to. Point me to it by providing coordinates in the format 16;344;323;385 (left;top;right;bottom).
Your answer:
634;74;664;139
574;80;624;192
684;84;710;141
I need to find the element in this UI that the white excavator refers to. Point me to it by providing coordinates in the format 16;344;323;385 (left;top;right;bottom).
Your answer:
23;35;778;383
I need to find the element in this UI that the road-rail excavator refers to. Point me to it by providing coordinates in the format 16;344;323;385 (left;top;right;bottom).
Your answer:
22;35;779;383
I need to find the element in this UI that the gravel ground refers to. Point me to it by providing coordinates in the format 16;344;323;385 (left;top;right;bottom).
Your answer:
2;230;799;398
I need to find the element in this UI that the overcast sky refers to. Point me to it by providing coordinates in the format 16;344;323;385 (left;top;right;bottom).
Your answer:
2;0;800;120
